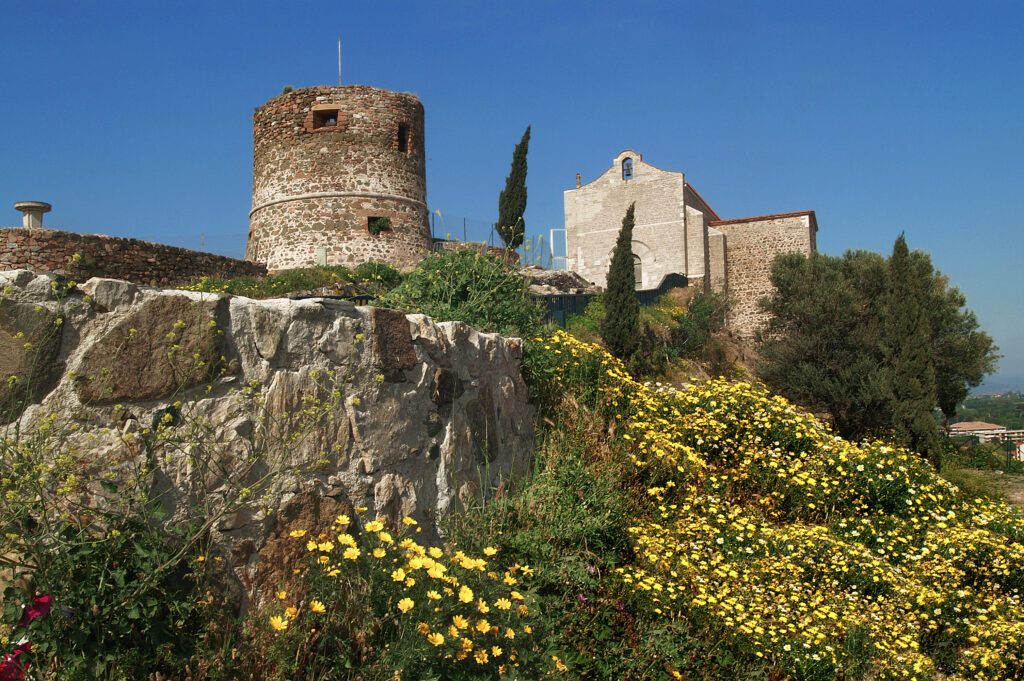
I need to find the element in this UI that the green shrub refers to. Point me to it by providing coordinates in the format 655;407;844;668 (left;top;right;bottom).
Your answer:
2;518;206;680
186;263;402;299
563;290;727;379
379;250;543;338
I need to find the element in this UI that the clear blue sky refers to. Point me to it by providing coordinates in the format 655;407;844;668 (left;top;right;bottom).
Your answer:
2;1;1021;391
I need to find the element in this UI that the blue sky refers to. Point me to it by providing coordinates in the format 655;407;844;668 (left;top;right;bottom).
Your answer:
2;1;1021;391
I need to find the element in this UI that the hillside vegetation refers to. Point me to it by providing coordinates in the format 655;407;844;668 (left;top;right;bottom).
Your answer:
3;252;1021;679
957;392;1024;430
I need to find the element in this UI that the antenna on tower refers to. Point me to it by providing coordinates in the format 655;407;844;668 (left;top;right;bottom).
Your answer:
337;34;342;85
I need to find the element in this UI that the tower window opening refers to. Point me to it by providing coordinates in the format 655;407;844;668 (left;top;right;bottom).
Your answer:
633;254;642;288
368;216;392;235
313;109;340;129
398;123;409;153
622;157;633;180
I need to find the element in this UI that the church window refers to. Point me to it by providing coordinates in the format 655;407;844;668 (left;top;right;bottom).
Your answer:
622;157;633;180
398;123;409;153
633;254;642;288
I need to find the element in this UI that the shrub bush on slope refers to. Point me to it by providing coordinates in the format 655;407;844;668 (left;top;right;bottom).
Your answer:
527;330;1024;680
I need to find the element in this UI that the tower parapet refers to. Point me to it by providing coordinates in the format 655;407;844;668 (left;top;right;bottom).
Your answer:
247;85;430;271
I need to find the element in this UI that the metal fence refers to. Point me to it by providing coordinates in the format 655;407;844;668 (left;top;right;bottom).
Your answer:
304;272;688;329
428;210;566;270
537;273;690;327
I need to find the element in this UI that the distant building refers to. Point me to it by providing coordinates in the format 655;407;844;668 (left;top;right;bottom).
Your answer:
949;421;1008;439
949;421;1024;459
564;150;818;336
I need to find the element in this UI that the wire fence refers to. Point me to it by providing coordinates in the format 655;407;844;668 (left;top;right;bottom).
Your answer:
428;210;567;270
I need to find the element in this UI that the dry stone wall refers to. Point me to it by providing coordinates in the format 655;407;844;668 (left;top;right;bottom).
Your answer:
247;85;432;271
712;212;817;337
0;227;265;286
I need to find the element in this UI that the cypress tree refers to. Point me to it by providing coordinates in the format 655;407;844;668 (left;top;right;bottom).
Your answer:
885;234;941;465
600;203;640;360
496;126;530;250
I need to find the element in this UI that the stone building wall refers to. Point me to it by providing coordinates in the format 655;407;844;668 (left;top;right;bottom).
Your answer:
0;227;266;286
711;211;817;337
247;85;432;272
564;150;687;289
684;184;719;282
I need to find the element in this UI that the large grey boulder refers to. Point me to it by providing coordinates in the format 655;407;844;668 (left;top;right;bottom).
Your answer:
2;272;534;608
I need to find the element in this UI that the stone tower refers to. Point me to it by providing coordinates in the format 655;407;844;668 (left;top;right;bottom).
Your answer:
246;85;431;271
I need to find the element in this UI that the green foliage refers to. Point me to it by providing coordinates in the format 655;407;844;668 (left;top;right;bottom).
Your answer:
566;289;727;379
186;263;402;299
757;241;998;448
378;250;543;338
957;392;1024;429
257;518;548;681
600;203;640;360
442;374;771;681
3;519;205;680
885;234;942;463
496;126;531;250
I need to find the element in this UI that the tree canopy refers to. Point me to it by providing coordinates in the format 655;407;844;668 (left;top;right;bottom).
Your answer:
600;203;640;360
496;126;530;250
756;238;998;454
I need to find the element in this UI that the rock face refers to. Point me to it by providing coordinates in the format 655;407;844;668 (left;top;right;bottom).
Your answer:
0;270;534;607
521;265;601;295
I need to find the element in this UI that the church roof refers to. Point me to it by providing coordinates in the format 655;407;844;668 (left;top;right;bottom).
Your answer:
710;210;818;231
950;421;1007;431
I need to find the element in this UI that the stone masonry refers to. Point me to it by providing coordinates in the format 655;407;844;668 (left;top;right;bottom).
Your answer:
711;212;818;336
247;86;432;272
0;227;266;286
564;150;818;337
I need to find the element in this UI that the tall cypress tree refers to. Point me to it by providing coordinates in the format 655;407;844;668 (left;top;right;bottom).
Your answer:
885;233;941;465
600;203;640;360
496;126;531;250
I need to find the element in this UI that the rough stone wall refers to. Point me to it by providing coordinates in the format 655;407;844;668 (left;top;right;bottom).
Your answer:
564;150;688;289
711;212;817;337
1;269;533;608
248;85;431;272
685;205;706;279
0;227;266;286
707;229;727;292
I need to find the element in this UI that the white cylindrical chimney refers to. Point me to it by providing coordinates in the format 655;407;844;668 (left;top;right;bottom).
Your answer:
14;201;51;229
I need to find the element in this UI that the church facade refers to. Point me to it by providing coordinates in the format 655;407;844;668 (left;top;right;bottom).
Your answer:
563;150;818;336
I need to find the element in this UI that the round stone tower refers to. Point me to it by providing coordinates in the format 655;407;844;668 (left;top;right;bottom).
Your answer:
246;85;431;271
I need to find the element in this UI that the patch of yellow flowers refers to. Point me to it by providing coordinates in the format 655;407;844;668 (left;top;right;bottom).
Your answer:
268;510;549;676
539;330;1024;680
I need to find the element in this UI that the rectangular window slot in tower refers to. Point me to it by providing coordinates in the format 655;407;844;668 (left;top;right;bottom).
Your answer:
398;124;409;153
368;216;392;235
313;109;340;129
